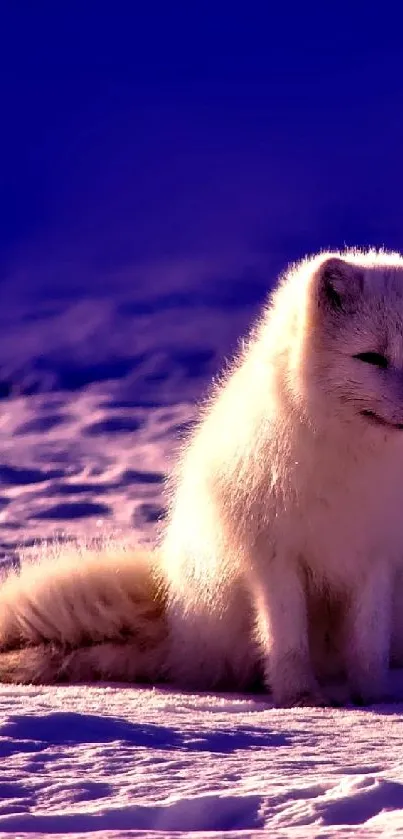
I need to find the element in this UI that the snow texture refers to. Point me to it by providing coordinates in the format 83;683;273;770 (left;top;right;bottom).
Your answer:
2;683;403;837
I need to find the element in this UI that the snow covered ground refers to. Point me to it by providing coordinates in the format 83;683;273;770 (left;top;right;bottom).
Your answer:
1;255;403;838
3;682;403;837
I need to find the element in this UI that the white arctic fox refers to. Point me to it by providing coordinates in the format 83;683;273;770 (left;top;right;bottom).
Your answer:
3;249;403;707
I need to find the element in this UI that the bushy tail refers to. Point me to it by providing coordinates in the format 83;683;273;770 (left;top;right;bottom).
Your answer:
0;541;168;684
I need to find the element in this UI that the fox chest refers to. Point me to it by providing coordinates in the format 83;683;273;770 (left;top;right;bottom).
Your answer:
284;454;403;577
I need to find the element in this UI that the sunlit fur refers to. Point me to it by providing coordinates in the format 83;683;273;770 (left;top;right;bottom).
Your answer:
0;542;168;684
3;249;403;705
163;247;403;705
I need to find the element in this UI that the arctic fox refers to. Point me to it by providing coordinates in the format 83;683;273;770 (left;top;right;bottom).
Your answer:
2;249;403;707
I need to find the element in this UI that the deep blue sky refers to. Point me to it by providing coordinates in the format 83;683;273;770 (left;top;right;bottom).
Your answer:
1;5;403;282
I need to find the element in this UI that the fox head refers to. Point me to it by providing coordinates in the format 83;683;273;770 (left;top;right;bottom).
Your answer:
285;250;403;435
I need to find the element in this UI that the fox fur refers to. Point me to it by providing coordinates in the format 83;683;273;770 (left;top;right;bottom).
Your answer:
3;248;403;707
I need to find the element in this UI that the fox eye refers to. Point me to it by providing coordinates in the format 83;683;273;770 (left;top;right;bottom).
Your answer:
353;351;389;369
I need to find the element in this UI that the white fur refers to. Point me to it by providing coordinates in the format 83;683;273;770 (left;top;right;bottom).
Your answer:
3;249;403;706
162;248;403;705
0;543;168;683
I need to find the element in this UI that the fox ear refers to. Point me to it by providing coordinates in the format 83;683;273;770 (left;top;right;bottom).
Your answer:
317;256;365;313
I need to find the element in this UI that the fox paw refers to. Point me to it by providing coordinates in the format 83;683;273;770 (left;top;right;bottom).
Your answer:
350;688;390;707
348;670;389;707
273;685;336;708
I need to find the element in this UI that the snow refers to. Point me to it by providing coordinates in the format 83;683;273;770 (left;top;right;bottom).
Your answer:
1;684;403;837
